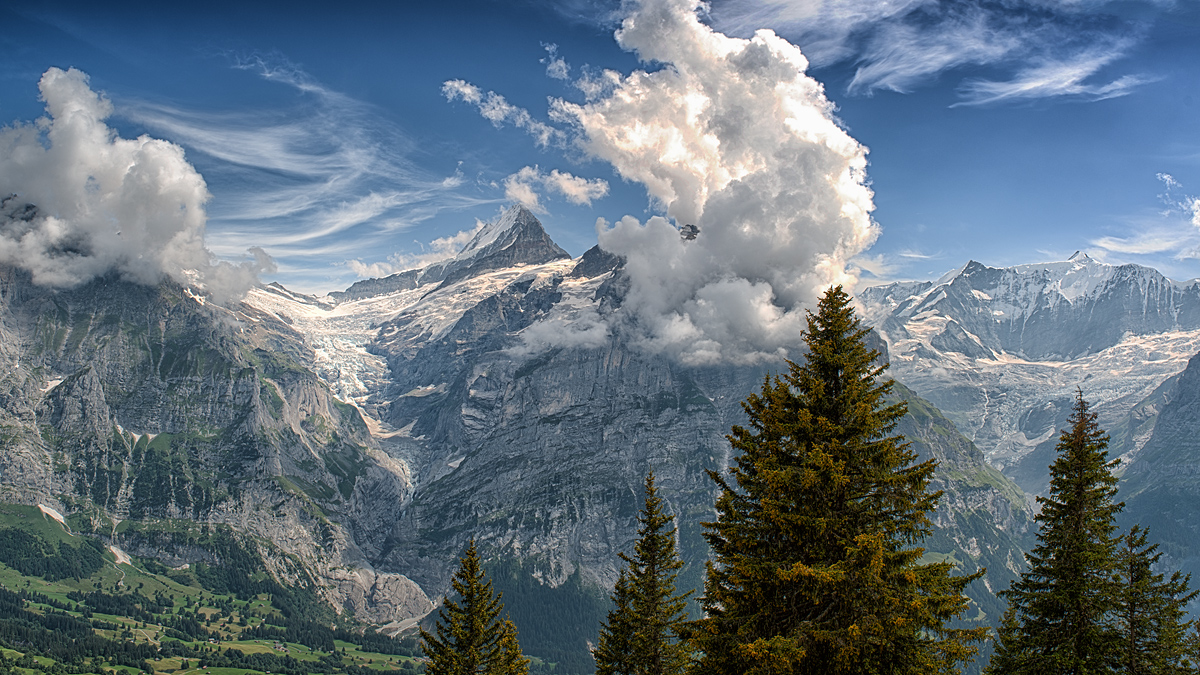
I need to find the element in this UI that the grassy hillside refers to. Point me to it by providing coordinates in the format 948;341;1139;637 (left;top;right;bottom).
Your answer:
0;504;423;675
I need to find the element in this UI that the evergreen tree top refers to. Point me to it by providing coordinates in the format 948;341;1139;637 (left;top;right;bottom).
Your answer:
989;391;1125;675
597;470;692;675
422;540;527;675
693;285;983;675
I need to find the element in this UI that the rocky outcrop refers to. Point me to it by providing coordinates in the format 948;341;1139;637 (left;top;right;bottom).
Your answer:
0;204;1040;662
0;265;430;623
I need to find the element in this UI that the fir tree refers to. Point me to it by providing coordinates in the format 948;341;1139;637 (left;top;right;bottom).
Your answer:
495;620;531;675
595;570;636;675
1117;525;1199;675
987;391;1124;675
690;285;984;675
421;540;528;675
595;471;692;675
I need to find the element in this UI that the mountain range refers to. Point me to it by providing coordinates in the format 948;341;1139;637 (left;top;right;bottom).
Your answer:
4;204;1199;670
861;252;1200;596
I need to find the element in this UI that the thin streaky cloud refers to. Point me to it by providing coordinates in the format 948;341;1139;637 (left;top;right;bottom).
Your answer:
1092;233;1181;255
954;46;1154;106
848;7;1020;94
122;56;495;269
711;0;1156;105
896;249;942;260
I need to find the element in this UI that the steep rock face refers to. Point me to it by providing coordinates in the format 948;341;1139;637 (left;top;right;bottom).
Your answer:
424;205;570;288
327;205;571;305
1119;352;1200;583
237;206;1031;669
860;254;1200;486
0;265;431;622
330;271;421;303
568;245;624;279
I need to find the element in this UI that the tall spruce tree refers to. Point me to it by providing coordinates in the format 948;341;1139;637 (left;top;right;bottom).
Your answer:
1116;525;1199;675
421;540;529;675
595;471;692;675
595;570;636;675
987;391;1124;675
690;285;984;675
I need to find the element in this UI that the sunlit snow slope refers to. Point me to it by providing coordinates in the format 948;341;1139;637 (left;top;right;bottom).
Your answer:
861;252;1200;494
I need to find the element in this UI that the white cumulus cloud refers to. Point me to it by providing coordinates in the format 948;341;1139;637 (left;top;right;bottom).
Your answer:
0;67;271;302
502;166;610;212
547;0;877;364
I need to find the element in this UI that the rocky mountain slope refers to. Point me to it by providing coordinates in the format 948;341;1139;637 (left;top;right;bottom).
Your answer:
0;265;433;626
1118;351;1200;587
1;204;1034;671
243;206;1033;662
860;253;1200;495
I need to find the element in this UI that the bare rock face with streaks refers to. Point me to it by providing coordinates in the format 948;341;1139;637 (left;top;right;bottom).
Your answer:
1;205;1034;658
242;206;1034;635
0;263;429;623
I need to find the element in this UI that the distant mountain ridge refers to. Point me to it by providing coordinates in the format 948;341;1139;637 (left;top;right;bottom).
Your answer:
330;206;570;303
862;252;1200;362
859;253;1200;493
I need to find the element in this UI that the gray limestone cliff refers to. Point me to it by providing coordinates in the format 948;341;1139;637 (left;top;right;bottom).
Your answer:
0;265;432;623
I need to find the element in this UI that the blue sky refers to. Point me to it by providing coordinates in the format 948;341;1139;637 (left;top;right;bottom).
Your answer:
2;0;1199;295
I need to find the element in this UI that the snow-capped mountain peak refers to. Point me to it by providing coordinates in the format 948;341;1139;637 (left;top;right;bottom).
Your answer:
456;204;536;259
330;205;570;303
859;254;1200;490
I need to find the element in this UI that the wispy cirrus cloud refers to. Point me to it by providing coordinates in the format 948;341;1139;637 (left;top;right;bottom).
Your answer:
709;0;1156;105
896;248;943;260
1092;230;1186;256
1089;174;1200;267
125;54;493;289
955;43;1156;106
442;79;566;147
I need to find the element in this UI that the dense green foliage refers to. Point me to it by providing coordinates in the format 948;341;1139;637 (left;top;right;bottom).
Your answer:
690;285;985;675
595;472;691;675
1117;527;1198;674
422;540;529;675
0;506;421;675
486;559;607;675
989;392;1125;674
0;528;105;581
0;586;159;672
989;393;1199;675
0;569;421;675
595;571;636;675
